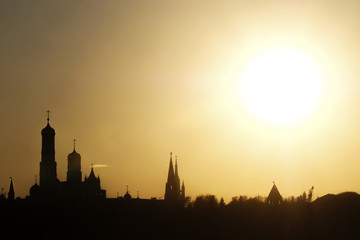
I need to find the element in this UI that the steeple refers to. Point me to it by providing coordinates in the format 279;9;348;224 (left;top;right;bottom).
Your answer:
8;177;14;200
267;182;282;205
165;152;181;201
167;152;175;182
175;156;178;178
175;156;180;195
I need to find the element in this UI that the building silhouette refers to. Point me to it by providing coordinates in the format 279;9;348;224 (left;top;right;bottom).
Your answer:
267;182;282;204
30;112;106;201
123;185;132;200
165;152;185;201
8;177;14;200
39;112;59;199
67;140;82;184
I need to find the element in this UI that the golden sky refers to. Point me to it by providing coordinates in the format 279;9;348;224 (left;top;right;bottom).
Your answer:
1;0;360;202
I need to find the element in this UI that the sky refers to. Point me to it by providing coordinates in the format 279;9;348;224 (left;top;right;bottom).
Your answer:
1;0;360;202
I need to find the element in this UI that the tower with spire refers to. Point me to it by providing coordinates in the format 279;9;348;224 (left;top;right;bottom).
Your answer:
8;177;14;200
267;182;282;205
165;152;185;201
67;139;82;184
84;164;106;200
39;110;58;198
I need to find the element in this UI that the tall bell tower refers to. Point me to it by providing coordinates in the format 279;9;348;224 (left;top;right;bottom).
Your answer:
39;110;58;197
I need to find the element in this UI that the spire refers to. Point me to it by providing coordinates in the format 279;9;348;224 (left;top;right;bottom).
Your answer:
167;152;175;182
175;156;179;178
73;139;76;151
46;110;50;123
8;177;14;200
89;164;95;177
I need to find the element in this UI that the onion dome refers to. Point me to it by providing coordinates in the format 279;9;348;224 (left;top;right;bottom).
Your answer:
41;123;55;135
41;112;55;135
68;139;80;159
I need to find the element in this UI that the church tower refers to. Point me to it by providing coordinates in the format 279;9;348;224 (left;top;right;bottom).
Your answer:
165;152;180;201
67;139;82;184
39;111;58;197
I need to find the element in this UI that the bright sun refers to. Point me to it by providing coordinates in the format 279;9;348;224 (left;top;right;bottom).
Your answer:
241;47;323;126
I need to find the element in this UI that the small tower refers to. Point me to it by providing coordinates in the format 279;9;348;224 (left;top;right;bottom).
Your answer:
8;177;14;200
181;180;185;200
267;182;282;205
84;164;106;200
67;139;82;184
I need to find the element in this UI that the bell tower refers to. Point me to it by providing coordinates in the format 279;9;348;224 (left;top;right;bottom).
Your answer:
39;110;58;197
67;139;82;184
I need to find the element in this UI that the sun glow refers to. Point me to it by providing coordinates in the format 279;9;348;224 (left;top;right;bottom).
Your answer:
241;47;324;126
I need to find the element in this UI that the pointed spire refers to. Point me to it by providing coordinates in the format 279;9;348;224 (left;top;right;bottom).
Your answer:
175;156;179;177
88;164;96;180
8;177;14;200
167;152;175;182
126;185;129;194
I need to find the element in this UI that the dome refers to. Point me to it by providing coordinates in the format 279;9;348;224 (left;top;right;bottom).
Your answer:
68;149;81;159
124;192;132;200
41;123;55;135
30;183;40;196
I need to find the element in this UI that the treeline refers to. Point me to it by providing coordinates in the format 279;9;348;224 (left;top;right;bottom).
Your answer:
186;186;315;209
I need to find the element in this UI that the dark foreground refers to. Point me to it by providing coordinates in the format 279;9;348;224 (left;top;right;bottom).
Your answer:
1;192;360;240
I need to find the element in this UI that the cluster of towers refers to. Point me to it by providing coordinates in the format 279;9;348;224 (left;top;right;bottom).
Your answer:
29;112;106;201
1;112;187;203
165;152;185;201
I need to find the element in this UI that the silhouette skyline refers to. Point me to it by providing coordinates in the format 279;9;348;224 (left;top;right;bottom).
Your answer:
2;0;360;204
2;1;360;238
